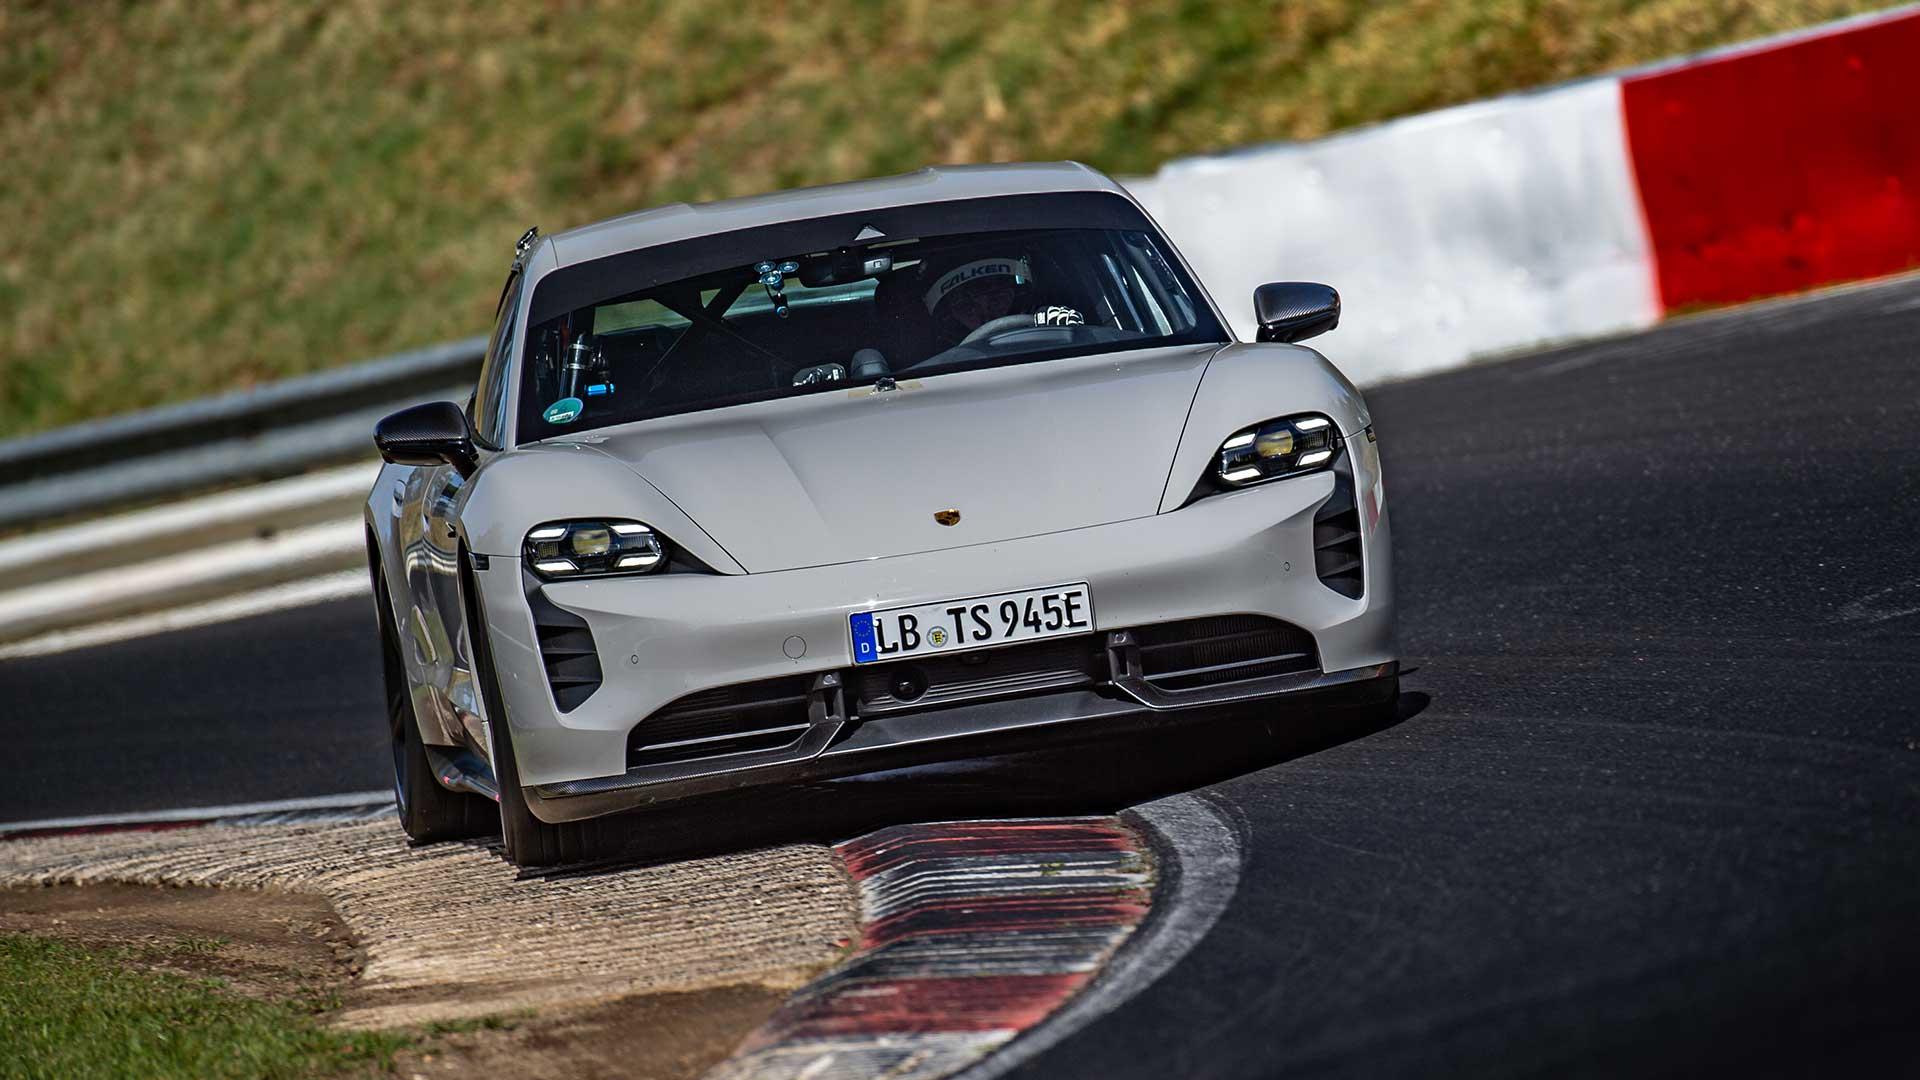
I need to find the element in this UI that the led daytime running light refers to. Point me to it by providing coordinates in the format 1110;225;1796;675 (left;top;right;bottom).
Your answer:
1215;413;1341;488
524;519;668;579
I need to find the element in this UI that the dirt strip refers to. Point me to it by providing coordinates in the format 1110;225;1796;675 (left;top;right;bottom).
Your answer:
0;816;857;1030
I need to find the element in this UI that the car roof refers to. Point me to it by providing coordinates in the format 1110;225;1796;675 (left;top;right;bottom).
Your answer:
535;162;1129;270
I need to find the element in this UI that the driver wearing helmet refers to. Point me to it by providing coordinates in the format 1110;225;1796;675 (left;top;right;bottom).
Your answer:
923;255;1084;349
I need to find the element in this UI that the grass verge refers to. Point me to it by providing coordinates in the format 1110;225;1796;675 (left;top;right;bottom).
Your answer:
0;933;406;1080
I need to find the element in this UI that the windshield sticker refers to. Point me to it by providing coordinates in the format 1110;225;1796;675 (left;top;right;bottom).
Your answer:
542;396;584;425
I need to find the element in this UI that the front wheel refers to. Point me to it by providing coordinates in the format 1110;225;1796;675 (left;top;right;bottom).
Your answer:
488;719;602;868
376;571;495;843
459;547;603;868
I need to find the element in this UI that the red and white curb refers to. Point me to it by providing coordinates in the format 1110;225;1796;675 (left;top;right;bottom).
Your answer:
708;818;1156;1080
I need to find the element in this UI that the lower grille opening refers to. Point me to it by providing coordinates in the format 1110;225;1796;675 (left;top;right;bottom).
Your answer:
527;588;602;713
855;635;1104;716
1133;615;1318;692
627;674;813;768
1313;454;1365;599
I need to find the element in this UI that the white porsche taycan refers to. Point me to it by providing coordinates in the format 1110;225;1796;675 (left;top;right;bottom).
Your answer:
366;163;1396;865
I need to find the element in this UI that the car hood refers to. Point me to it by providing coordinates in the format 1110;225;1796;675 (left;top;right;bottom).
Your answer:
570;344;1224;573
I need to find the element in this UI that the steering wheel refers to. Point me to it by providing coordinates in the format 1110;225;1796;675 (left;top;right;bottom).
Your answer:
960;313;1039;346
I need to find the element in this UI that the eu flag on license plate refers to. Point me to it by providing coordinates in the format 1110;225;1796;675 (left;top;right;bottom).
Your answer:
848;612;878;663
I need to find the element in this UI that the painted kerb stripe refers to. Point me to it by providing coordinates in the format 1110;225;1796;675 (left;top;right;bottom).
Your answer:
706;818;1154;1080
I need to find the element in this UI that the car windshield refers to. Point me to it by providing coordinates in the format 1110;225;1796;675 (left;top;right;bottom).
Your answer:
515;216;1225;440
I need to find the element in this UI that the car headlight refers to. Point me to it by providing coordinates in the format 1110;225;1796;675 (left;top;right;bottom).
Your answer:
523;519;666;578
1215;413;1342;488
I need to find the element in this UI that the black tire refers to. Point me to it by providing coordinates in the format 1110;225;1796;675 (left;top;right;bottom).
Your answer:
459;549;601;868
487;707;599;868
375;570;496;844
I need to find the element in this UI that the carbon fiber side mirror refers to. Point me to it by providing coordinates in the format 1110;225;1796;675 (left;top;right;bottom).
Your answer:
374;401;478;477
1254;282;1341;344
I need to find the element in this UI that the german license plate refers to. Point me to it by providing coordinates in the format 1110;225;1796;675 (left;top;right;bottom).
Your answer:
849;583;1094;665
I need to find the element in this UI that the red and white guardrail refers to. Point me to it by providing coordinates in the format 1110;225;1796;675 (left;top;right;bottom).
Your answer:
1129;5;1920;384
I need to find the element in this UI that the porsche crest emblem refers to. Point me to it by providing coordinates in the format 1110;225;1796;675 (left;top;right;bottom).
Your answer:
933;509;961;527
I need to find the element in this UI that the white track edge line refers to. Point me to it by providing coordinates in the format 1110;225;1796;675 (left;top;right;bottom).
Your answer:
0;790;396;836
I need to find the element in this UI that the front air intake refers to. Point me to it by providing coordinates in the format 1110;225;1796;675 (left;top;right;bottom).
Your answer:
627;675;814;767
1133;615;1318;691
854;635;1104;716
1312;455;1365;599
526;587;602;712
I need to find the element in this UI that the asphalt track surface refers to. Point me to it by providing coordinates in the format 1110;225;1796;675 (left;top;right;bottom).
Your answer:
5;276;1918;1075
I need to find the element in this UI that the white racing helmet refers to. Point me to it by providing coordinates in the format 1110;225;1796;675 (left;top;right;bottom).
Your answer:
923;256;1032;314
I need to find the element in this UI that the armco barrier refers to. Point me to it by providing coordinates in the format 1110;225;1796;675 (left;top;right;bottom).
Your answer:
0;463;374;594
0;336;483;530
0;463;382;644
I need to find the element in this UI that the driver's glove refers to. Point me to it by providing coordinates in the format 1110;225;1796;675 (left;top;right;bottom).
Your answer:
1034;306;1085;327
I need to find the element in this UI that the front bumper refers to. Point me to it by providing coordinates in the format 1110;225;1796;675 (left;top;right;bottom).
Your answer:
471;445;1394;821
527;655;1397;822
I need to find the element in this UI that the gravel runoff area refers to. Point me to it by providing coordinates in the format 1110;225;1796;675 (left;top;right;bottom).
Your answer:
0;817;857;1030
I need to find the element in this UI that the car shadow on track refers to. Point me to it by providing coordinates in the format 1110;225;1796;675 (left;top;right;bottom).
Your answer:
521;690;1430;880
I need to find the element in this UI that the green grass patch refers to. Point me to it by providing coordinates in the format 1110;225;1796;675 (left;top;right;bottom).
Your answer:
0;933;406;1080
0;0;1902;436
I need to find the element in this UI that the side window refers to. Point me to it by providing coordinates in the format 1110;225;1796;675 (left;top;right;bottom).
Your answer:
470;271;523;449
